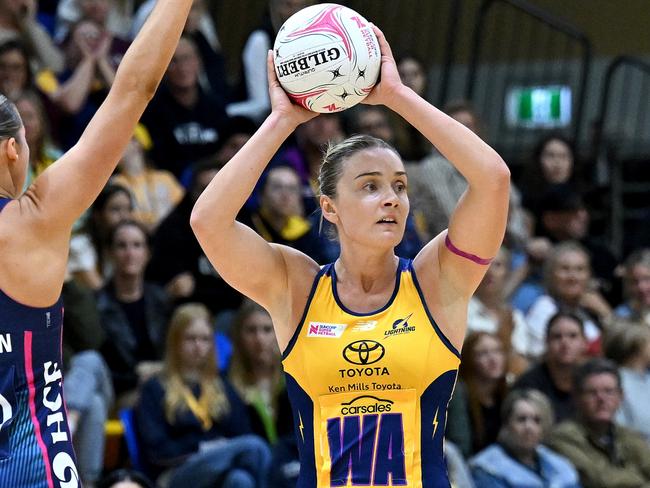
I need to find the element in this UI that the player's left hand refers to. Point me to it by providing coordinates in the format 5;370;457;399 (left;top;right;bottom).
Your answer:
362;25;405;108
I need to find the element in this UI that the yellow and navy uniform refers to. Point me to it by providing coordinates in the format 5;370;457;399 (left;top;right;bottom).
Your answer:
282;258;460;487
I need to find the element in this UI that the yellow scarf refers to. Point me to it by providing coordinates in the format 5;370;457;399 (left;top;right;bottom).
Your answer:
181;384;213;431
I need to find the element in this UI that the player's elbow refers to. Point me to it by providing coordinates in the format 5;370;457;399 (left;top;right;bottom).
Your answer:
114;71;159;103
190;203;209;236
491;156;511;190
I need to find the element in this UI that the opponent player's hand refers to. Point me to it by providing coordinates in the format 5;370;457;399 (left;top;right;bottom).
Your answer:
362;25;405;109
267;50;318;128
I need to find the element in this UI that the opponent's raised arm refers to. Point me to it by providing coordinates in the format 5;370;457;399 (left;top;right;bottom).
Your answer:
191;52;317;313
24;0;193;228
367;26;510;297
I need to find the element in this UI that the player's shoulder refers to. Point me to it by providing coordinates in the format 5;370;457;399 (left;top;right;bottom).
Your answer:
272;243;322;285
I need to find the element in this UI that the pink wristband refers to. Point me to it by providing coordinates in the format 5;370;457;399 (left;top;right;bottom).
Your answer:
445;234;493;265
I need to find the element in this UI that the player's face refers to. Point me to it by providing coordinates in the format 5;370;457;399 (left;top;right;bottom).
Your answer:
329;148;408;250
577;373;622;425
240;311;278;367
180;319;214;369
546;317;586;366
505;399;544;452
111;224;149;276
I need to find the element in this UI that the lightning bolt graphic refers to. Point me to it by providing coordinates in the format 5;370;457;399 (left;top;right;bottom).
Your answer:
432;407;439;438
298;411;305;442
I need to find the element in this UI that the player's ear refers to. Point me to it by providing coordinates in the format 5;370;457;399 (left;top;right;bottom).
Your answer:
320;195;338;224
0;137;19;162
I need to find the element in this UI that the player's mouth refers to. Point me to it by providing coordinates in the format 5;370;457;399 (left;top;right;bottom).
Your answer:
377;217;397;225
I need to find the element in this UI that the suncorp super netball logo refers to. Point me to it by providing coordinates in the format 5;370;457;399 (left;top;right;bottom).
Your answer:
307;322;347;338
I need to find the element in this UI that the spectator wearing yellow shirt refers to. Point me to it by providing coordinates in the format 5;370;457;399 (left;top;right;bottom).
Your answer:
111;124;184;231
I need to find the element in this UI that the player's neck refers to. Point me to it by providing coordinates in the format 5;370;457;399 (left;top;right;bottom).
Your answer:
335;250;397;294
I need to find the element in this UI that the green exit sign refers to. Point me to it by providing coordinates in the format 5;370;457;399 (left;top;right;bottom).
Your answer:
505;85;572;129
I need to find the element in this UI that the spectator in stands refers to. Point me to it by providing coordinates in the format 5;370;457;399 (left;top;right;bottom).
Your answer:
345;105;396;145
132;0;219;51
0;0;64;72
277;113;344;189
547;358;650;488
514;312;587;422
14;89;61;188
111;124;184;230
0;39;33;99
394;53;431;161
65;350;114;486
535;184;619;303
61;276;114;487
407;100;528;246
447;331;509;457
605;324;650;442
239;164;326;263
227;0;313;122
468;246;530;378
214;115;256;167
142;35;228;179
470;389;581;487
524;241;611;357
69;183;134;290
56;0;134;41
97;219;171;403
49;19;120;148
228;299;293;444
97;468;154;488
147;160;243;315
136;303;271;487
615;248;650;324
522;133;580;220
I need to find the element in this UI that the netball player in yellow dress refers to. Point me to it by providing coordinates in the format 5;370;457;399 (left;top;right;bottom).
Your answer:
191;26;510;488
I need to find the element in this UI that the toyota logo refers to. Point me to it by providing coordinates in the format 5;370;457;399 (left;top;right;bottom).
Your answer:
342;340;385;365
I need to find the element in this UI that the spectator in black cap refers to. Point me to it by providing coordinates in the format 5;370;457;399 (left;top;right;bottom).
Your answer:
537;184;619;304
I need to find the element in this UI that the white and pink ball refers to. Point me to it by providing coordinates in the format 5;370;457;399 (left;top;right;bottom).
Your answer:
273;3;381;113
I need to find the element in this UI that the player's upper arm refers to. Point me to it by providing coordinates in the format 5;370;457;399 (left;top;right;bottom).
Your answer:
192;217;318;314
26;85;153;232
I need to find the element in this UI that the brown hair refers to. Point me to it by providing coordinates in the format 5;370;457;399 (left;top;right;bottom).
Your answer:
318;134;399;199
459;331;508;450
228;299;283;403
0;95;21;140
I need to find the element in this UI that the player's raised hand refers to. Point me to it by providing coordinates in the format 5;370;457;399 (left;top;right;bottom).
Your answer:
267;50;318;128
362;25;405;108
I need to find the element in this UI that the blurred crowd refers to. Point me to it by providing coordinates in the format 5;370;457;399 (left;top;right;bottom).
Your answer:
2;0;650;487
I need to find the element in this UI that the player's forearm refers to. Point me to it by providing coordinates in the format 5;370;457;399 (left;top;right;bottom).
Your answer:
112;0;193;100
389;86;510;190
191;113;295;231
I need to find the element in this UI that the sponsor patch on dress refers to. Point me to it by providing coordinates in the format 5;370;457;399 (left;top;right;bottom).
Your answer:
307;322;347;338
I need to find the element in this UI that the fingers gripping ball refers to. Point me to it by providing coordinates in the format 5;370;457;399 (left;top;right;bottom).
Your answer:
273;3;381;113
